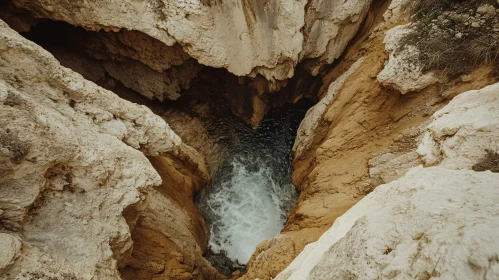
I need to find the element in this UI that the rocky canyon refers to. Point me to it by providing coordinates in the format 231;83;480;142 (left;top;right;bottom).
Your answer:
0;0;498;280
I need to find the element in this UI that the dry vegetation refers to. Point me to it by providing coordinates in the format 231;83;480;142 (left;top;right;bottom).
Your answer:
400;0;499;77
473;150;499;173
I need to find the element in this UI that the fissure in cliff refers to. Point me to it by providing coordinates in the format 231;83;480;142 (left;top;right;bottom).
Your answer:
12;14;322;278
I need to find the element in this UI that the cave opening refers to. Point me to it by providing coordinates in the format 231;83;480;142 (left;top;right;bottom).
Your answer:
12;15;320;277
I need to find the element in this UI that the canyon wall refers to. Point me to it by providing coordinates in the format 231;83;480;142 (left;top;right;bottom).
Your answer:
9;0;373;80
0;20;220;279
0;1;379;278
6;0;373;127
241;0;499;278
276;81;499;279
0;0;498;279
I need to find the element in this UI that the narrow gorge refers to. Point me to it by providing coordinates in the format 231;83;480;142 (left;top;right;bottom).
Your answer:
1;0;498;280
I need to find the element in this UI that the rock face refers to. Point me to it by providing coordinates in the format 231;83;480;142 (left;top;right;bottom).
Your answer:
301;0;373;75
0;19;219;279
293;57;364;158
21;20;202;103
1;0;498;279
382;0;415;25
275;166;499;280
276;81;499;279
0;0;379;276
0;233;22;274
162;110;227;176
253;1;498;278
4;0;374;127
376;24;439;94
10;0;306;81
418;82;499;170
10;0;372;81
121;153;220;280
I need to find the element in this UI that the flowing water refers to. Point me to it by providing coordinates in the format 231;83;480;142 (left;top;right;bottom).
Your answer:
197;101;311;266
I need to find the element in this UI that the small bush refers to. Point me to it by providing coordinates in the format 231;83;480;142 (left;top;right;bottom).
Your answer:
473;150;499;173
400;0;499;77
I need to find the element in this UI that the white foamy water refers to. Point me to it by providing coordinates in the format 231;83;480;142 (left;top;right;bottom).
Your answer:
197;101;311;265
204;155;297;263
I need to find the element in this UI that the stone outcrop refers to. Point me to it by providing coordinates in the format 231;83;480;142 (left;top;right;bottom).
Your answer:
20;20;202;103
10;0;306;81
276;81;499;279
275;166;499;280
382;0;414;25
245;2;498;278
376;24;439;94
301;0;373;75
0;233;22;274
162;110;227;176
0;19;219;279
418;82;499;170
4;0;375;127
1;0;498;279
10;0;373;81
293;57;364;159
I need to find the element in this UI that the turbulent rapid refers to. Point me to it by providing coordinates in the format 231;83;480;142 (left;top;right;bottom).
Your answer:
197;102;311;265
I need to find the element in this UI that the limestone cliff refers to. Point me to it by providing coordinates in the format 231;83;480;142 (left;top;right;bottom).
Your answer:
277;166;499;279
9;0;373;80
242;0;499;278
0;0;498;279
5;0;374;127
276;81;499;279
0;19;220;279
418;83;499;170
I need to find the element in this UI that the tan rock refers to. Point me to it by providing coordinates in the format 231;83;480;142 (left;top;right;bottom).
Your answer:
11;0;307;81
27;24;201;102
418;82;499;169
1;1;498;280
368;150;421;184
383;0;416;25
5;0;376;128
377;24;439;94
162;110;227;176
301;0;373;75
101;58;201;101
276;166;499;280
10;0;375;81
477;4;497;19
0;233;22;273
0;19;217;279
265;21;497;280
279;81;499;279
293;57;364;159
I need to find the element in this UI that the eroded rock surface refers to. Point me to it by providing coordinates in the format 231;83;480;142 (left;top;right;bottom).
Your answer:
162;110;227;176
0;19;219;280
376;24;439;94
11;0;373;81
276;83;499;280
277;81;499;280
293;57;364;158
3;0;377;127
21;20;202;103
0;233;22;274
276;166;499;280
10;0;306;81
418;82;499;170
1;0;498;279
258;3;498;278
301;0;373;75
